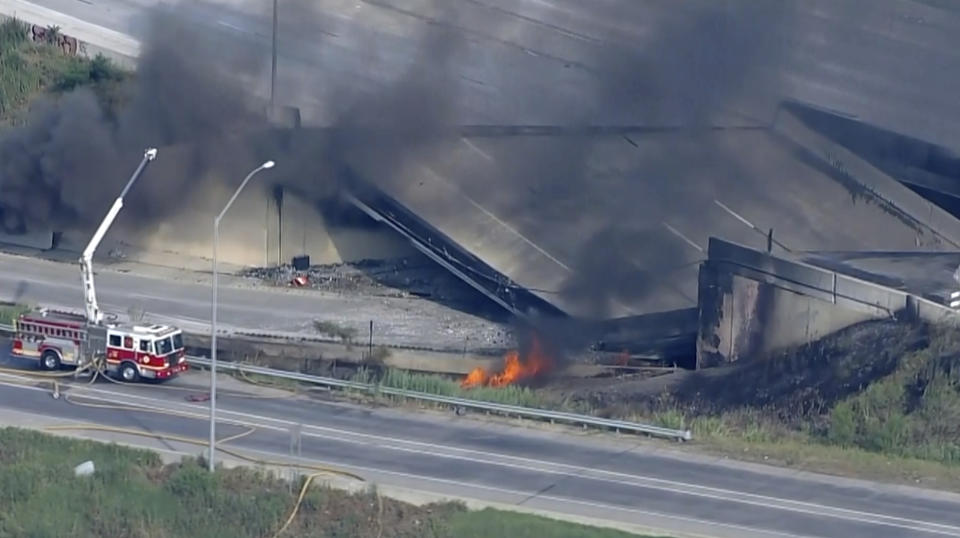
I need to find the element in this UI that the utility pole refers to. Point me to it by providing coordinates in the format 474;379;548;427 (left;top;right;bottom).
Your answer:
274;186;284;266
264;195;270;267
270;0;278;110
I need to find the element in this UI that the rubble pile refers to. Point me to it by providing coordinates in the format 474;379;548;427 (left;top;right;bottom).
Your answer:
242;257;480;303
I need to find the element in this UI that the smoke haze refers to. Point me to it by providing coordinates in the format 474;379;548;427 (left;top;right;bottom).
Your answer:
0;0;793;332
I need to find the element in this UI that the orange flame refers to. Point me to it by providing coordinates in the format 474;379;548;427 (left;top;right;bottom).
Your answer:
461;366;488;388
461;336;552;389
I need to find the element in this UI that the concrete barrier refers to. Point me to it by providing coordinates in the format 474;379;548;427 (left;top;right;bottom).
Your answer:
0;230;54;250
0;0;140;67
697;237;958;367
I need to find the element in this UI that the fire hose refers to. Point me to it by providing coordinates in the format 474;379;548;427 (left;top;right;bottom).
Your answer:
0;364;368;537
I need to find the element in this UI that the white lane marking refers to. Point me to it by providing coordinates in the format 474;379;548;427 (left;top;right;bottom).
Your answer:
0;377;288;433
6;379;960;535
216;20;242;31
461;137;494;162
662;222;704;253
215;19;265;38
419;165;574;273
714;199;758;230
198;442;814;538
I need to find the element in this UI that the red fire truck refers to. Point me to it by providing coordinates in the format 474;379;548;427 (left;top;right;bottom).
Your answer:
11;309;188;381
9;147;188;382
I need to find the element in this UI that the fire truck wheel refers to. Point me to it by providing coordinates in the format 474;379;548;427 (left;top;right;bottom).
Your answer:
40;351;61;371
119;362;140;383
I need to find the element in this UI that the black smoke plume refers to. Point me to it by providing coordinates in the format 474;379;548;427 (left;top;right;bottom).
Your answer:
304;1;792;322
0;0;792;340
0;6;269;234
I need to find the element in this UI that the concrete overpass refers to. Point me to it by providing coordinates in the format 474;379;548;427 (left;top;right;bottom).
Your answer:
5;0;960;364
340;105;960;326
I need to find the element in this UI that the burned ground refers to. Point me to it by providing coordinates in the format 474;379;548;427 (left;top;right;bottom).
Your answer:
544;319;960;465
663;321;930;421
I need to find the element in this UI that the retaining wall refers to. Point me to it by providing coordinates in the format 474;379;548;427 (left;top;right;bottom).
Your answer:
697;237;957;367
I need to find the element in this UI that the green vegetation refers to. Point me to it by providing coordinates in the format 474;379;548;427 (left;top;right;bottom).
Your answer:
0;302;29;325
354;367;544;408
0;428;662;537
629;320;960;486
0;17;125;123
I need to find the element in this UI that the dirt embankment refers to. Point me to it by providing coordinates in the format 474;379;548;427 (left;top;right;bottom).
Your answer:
548;319;960;471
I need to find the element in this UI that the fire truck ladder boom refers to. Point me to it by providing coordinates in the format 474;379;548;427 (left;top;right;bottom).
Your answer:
81;148;158;325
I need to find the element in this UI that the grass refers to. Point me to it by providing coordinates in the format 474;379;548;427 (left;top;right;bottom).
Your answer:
313;320;359;344
0;427;664;537
0;17;126;124
355;367;545;408
0;302;29;325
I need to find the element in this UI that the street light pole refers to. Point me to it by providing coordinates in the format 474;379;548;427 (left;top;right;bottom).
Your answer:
209;159;275;472
270;0;278;110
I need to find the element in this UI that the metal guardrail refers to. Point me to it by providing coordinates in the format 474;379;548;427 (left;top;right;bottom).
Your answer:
0;322;691;440
187;356;693;442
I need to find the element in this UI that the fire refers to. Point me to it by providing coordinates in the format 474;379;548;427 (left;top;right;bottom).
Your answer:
461;366;488;388
461;336;552;389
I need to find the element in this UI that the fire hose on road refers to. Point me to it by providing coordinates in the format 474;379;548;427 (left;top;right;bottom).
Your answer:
0;363;366;538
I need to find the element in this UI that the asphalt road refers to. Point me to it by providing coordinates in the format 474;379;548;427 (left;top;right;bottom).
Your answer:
9;0;960;148
0;251;507;351
1;356;959;538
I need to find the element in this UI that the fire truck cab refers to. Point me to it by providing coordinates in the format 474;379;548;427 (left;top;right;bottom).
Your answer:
104;323;187;381
12;310;188;382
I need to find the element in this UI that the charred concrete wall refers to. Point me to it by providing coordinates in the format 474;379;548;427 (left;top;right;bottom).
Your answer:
697;237;957;367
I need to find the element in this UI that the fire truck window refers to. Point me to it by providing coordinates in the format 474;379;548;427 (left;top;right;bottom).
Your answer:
123;336;133;349
109;335;122;347
139;340;152;353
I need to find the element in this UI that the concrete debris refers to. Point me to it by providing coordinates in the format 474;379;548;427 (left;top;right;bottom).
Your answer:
243;257;485;305
240;257;514;351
